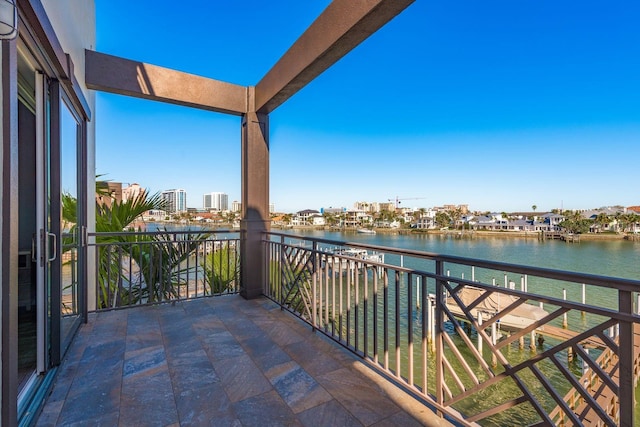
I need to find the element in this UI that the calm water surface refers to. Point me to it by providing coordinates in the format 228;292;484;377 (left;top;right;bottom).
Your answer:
291;230;640;280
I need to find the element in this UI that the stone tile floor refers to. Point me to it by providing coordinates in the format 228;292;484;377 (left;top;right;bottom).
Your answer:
36;295;454;426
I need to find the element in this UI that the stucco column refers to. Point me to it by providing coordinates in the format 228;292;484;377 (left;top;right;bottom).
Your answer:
240;87;270;299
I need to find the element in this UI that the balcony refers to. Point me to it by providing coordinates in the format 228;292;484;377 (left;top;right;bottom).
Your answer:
37;294;453;426
36;230;640;425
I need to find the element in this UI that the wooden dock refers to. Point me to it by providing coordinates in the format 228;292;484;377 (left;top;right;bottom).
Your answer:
541;231;581;242
562;233;580;243
537;324;605;349
550;324;640;425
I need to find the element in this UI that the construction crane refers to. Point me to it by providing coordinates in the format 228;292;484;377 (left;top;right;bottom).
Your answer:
388;196;426;209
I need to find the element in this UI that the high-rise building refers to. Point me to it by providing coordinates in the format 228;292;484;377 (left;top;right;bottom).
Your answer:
203;192;228;211
231;200;242;212
162;189;187;213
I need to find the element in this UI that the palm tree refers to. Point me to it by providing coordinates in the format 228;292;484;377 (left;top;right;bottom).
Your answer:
628;213;640;233
594;213;610;233
558;210;591;234
202;242;240;294
123;229;212;305
93;191;165;307
89;188;215;308
323;211;337;227
95;191;165;233
449;207;463;230
532;205;537;212
435;212;451;229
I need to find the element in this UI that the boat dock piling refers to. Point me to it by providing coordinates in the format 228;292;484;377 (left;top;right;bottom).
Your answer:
563;288;568;328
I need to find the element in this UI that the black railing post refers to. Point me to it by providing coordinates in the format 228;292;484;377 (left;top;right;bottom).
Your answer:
279;235;285;307
618;290;635;427
435;259;445;413
312;241;318;330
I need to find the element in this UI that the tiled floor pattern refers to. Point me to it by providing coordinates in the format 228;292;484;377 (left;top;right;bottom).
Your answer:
36;295;453;427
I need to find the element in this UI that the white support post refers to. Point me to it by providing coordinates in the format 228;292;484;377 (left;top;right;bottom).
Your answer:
426;294;432;344
491;322;497;367
530;330;536;351
582;347;589;377
477;311;483;354
563;288;568;328
430;298;436;352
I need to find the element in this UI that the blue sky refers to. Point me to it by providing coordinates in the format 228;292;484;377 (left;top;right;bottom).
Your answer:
95;1;640;213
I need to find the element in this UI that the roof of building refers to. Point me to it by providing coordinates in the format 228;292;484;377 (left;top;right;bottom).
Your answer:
297;209;320;215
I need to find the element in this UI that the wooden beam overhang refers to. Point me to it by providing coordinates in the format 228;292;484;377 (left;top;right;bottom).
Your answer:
85;50;248;116
254;0;414;114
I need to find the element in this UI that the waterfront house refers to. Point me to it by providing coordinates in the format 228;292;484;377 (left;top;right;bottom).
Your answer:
309;214;326;226
469;215;493;230
470;214;506;231
540;212;566;226
344;209;373;228
504;219;532;232
532;221;557;232
292;209;321;226
414;216;436;229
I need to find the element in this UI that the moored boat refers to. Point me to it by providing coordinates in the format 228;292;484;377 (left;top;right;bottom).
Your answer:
357;228;376;235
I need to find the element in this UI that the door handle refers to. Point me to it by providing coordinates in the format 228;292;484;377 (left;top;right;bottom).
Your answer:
32;234;37;263
47;232;57;262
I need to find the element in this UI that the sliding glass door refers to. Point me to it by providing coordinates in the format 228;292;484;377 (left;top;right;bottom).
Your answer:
17;47;52;398
16;40;86;408
57;95;84;354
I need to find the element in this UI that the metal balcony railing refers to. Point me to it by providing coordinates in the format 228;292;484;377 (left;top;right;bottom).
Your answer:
89;230;240;310
264;232;640;426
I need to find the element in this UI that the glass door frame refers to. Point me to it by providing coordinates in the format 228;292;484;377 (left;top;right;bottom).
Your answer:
49;81;87;364
34;69;49;375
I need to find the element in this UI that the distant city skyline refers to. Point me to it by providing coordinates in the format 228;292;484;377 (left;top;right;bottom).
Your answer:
95;1;639;213
114;179;635;215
